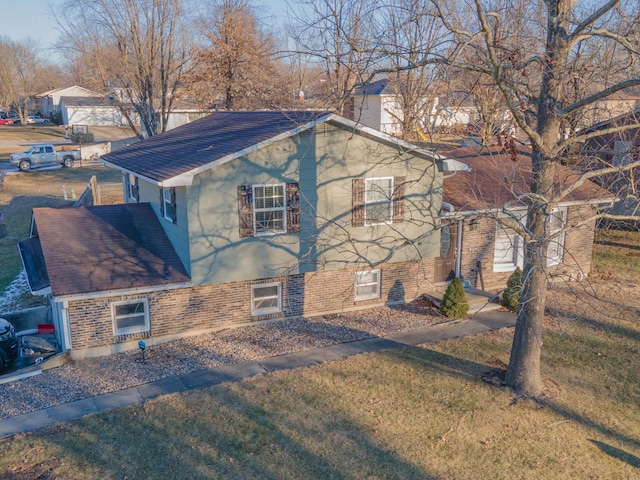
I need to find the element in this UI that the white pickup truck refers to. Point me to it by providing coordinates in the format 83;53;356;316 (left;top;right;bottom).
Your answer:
9;144;81;172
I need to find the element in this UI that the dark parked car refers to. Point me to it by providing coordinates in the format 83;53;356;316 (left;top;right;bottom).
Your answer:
0;318;19;371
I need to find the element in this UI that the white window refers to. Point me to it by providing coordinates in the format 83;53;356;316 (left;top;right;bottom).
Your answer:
547;207;567;266
365;177;393;225
111;299;150;336
253;184;286;235
355;270;381;301
127;173;138;202
252;282;282;315
493;213;526;273
162;187;175;222
613;140;633;167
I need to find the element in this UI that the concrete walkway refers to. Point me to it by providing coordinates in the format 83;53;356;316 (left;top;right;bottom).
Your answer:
0;310;516;439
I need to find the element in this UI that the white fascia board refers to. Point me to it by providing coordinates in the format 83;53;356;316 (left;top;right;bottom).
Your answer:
101;161;169;188
440;197;616;218
54;281;193;302
442;158;472;172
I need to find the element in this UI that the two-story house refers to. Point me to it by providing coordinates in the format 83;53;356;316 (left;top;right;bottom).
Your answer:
20;110;463;359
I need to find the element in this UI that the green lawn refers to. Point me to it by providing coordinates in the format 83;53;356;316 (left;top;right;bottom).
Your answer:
1;231;639;478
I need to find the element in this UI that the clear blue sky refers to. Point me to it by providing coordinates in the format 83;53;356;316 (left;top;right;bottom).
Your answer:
1;0;288;58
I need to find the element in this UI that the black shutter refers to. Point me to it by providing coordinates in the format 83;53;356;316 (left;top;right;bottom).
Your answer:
392;176;405;224
134;177;139;202
238;185;254;238
159;186;164;217
286;183;300;233
171;187;177;224
352;179;365;227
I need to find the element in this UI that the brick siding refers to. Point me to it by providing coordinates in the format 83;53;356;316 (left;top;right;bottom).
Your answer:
457;204;597;293
67;258;436;357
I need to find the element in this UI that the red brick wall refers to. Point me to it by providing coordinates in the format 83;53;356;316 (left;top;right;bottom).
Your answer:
67;258;436;357
457;204;596;293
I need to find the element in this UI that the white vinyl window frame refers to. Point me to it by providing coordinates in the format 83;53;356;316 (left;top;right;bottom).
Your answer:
354;269;381;301
127;173;138;202
111;298;150;336
162;187;175;221
364;177;394;226
253;184;286;236
547;207;567;266
251;282;282;315
493;213;526;273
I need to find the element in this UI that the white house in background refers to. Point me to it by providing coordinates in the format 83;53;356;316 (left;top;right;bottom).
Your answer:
60;96;128;127
350;79;411;136
36;86;102;118
164;99;211;131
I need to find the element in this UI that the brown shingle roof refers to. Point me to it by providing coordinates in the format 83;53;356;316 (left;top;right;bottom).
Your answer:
32;203;190;297
443;147;615;212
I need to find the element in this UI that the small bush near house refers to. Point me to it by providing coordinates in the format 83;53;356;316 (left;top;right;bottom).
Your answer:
439;277;469;318
501;267;523;309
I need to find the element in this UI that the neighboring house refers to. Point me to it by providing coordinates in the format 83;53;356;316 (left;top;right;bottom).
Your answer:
164;99;211;131
36;86;103;119
350;79;411;136
438;147;615;293
19;110;465;359
580;109;640;216
59;96;132;127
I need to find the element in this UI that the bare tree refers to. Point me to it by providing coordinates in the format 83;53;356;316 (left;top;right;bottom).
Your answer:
371;0;448;141
56;0;190;137
426;0;640;397
289;0;382;114
0;37;53;122
186;0;293;109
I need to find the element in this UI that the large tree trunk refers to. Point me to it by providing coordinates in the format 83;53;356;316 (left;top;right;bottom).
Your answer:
505;0;570;397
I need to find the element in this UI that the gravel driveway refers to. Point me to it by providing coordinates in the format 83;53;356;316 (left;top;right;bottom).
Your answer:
1;300;444;420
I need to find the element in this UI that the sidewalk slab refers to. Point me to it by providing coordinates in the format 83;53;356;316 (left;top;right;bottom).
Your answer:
216;361;266;382
259;353;311;373
93;387;141;412
179;369;227;391
47;398;97;423
388;319;492;345
472;310;517;330
283;346;344;366
323;337;405;359
138;376;187;400
0;410;54;437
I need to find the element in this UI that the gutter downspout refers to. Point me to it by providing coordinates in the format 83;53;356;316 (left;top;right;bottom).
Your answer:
61;301;72;352
439;202;463;279
456;220;463;278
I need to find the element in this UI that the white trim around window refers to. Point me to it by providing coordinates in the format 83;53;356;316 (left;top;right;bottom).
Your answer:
354;269;381;301
364;177;393;226
493;223;524;273
111;298;150;336
547;207;567;266
253;184;286;235
127;173;138;202
251;282;282;315
162;187;174;222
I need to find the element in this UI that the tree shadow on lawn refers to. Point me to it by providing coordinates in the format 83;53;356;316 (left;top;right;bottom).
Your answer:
589;440;640;469
39;379;442;480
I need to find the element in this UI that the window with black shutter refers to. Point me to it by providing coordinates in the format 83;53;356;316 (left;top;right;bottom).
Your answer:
238;182;300;237
160;187;177;224
353;176;405;226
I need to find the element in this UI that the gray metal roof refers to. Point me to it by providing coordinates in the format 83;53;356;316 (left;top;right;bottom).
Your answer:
102;110;333;183
60;95;114;107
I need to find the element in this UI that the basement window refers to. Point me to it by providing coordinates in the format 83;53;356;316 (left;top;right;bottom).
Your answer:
112;299;150;336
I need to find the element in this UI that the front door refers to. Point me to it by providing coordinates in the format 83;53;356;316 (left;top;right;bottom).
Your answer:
434;222;457;283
